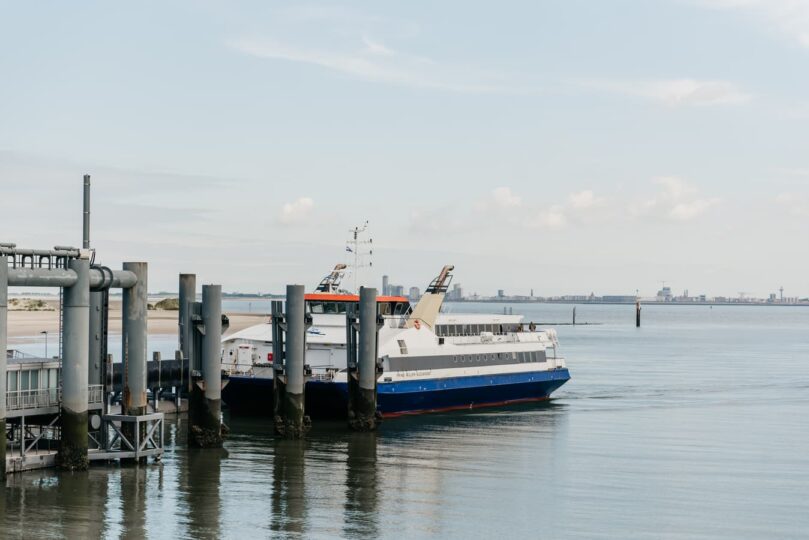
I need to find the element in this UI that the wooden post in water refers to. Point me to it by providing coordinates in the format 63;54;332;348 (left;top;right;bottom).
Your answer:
572;306;576;325
636;300;641;327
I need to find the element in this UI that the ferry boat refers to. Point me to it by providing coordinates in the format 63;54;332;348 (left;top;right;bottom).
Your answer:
221;265;570;417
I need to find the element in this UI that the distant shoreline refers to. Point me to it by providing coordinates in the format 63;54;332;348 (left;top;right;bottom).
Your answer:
444;300;809;307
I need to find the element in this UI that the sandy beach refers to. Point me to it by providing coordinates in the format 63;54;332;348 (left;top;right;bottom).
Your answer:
5;298;267;342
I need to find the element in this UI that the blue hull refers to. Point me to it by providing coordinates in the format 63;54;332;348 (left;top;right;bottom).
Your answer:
222;369;570;418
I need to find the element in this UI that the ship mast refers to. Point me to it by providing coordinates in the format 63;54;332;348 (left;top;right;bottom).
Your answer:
346;221;373;293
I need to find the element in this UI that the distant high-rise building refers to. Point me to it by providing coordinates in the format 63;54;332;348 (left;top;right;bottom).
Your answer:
497;289;505;298
409;286;421;301
530;288;534;297
382;275;390;296
390;284;404;297
448;283;463;301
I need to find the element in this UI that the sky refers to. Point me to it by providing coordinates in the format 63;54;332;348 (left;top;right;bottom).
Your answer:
1;0;808;298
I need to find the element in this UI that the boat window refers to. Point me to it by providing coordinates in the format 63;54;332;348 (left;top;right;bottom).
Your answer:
324;302;338;314
8;371;17;392
21;371;29;391
379;303;391;316
530;351;537;362
394;303;407;316
397;340;408;355
309;302;324;314
49;368;58;388
31;370;39;389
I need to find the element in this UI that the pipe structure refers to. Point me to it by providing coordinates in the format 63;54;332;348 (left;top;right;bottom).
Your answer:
59;257;90;471
0;255;7;477
7;268;136;289
123;262;148;416
83;174;90;249
178;273;196;390
279;285;309;438
88;291;104;386
348;287;381;431
188;284;225;447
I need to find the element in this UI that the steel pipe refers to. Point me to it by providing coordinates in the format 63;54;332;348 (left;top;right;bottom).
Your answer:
83;174;91;249
0;255;8;476
60;257;90;471
348;287;380;431
178;273;196;385
88;291;104;386
188;284;225;448
280;284;309;438
123;262;148;416
6;268;137;289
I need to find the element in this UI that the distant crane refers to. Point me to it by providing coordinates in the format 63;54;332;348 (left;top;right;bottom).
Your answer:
780;286;784;302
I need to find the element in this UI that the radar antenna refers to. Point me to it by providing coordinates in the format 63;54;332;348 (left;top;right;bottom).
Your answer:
346;221;373;293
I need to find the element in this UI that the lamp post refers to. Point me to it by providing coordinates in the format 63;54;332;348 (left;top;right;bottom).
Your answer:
41;330;48;358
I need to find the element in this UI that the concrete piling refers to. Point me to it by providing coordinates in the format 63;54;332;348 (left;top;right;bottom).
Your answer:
275;285;310;438
123;262;148;417
188;284;225;447
0;255;8;476
60;257;90;471
348;287;381;431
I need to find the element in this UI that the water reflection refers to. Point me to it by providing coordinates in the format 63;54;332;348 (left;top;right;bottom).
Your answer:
180;447;227;538
2;402;570;539
343;432;380;538
270;439;307;536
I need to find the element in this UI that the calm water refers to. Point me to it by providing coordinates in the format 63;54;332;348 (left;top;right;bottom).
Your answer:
4;303;809;539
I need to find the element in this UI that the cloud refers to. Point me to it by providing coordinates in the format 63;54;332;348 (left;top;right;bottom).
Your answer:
693;0;809;47
632;177;720;221
582;78;752;106
775;192;809;215
491;187;522;208
279;197;314;225
569;190;605;209
526;206;568;230
229;36;527;94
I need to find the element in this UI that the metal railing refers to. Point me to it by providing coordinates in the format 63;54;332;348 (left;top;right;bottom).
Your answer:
6;384;105;411
6;388;60;411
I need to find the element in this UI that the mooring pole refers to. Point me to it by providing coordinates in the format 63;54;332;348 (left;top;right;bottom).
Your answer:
178;273;196;394
188;284;225;447
123;262;148;417
271;300;285;432
349;287;381;431
280;285;309;438
0;255;8;477
636;300;641;328
573;306;576;325
60;257;90;470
